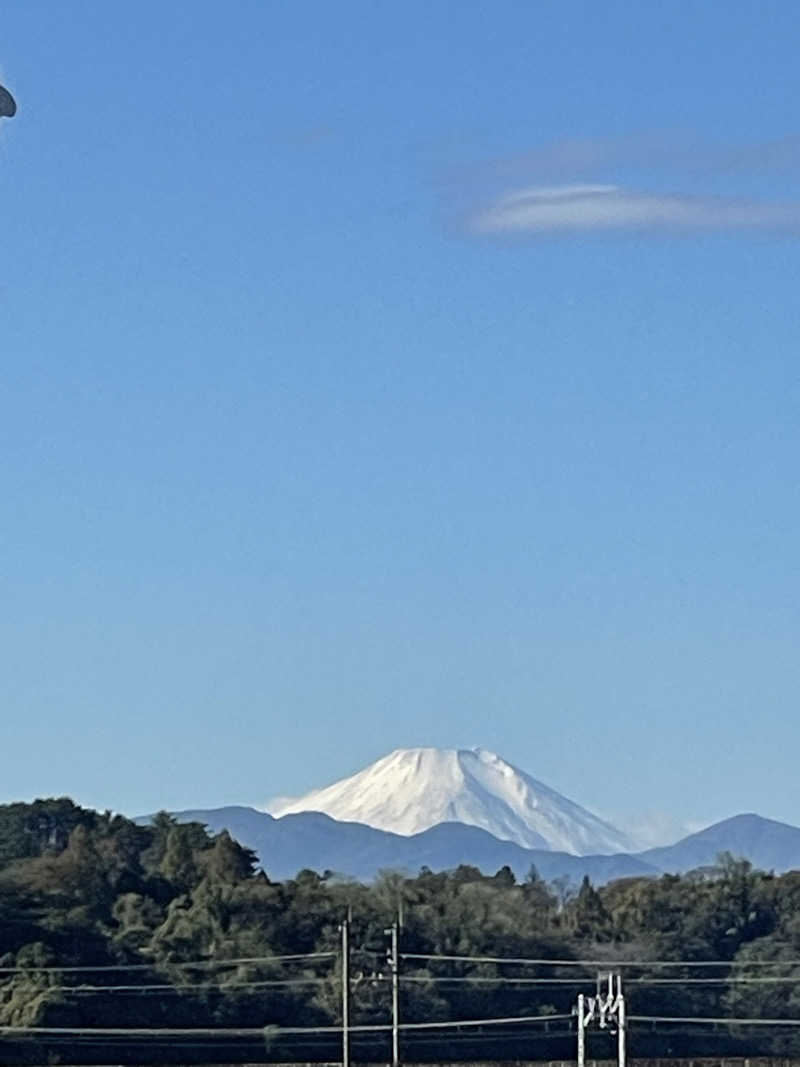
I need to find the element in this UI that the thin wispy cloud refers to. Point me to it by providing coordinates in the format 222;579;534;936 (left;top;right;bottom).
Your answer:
470;183;800;236
447;132;800;239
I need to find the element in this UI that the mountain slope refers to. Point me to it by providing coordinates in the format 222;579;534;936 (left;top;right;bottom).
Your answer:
640;813;800;874
143;807;800;885
167;805;658;884
266;747;638;855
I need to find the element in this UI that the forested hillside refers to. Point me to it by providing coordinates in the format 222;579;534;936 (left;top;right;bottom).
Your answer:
1;799;799;1065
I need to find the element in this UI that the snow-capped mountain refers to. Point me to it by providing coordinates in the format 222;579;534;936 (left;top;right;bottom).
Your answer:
266;747;639;855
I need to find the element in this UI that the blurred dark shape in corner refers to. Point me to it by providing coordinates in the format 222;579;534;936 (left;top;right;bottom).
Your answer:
0;84;17;118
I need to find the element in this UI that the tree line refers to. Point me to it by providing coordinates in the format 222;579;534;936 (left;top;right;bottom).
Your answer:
1;798;799;1064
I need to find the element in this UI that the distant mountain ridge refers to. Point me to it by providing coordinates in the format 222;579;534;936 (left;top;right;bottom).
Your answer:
157;806;800;886
143;747;800;885
641;813;800;874
266;747;639;855
166;805;658;884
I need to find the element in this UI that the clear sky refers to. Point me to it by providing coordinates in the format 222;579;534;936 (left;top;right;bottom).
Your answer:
2;2;800;841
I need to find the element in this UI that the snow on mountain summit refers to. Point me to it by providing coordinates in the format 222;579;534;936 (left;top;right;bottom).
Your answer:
266;747;638;855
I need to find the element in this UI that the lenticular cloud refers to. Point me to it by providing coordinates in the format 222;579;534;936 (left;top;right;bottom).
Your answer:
470;183;800;236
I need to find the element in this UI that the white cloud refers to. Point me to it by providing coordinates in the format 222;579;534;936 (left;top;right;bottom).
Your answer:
470;183;800;236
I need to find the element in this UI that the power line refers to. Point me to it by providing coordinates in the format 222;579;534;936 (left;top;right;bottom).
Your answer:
7;950;796;976
401;952;800;968
400;974;800;987
15;977;331;995
28;972;800;995
404;1028;575;1043
0;1011;573;1039
14;963;800;999
630;1014;800;1027
27;973;800;995
402;974;800;986
400;975;591;985
401;953;585;966
399;1014;573;1031
629;976;800;986
0;1027;284;1038
0;951;334;975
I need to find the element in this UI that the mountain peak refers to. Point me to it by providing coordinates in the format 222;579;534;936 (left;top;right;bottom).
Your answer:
266;746;638;855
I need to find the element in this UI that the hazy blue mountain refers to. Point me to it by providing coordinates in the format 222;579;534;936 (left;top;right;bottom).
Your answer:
160;805;657;883
139;807;800;886
640;813;800;874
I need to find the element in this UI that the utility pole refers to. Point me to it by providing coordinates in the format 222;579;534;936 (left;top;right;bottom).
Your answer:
340;916;351;1067
617;981;626;1067
385;920;399;1067
574;972;625;1067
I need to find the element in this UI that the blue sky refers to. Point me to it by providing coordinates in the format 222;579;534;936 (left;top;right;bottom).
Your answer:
2;2;799;839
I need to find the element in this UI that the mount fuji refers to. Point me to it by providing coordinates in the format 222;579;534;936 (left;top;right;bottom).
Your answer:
151;747;800;882
266;747;639;856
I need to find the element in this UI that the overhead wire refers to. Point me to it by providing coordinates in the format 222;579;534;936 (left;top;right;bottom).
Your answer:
0;951;334;975
0;1011;573;1039
399;974;800;987
11;977;331;996
401;952;800;968
6;946;800;1049
13;971;800;996
5;950;797;975
400;975;593;985
629;975;800;985
630;1015;800;1028
405;1028;575;1042
11;971;800;995
0;951;334;977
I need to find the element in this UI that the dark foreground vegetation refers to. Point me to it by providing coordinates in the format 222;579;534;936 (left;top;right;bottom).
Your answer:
1;799;800;1065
